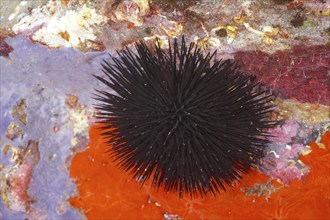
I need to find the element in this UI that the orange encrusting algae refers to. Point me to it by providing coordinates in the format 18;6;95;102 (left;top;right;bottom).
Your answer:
69;126;330;219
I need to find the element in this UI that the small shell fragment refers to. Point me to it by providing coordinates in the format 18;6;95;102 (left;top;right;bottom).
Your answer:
210;25;238;44
262;26;279;37
144;35;169;49
159;21;183;38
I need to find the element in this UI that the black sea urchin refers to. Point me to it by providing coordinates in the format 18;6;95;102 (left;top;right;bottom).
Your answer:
93;36;276;197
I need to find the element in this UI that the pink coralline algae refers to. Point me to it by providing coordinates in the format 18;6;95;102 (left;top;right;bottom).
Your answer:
269;120;299;145
235;45;330;105
0;140;46;219
260;120;312;184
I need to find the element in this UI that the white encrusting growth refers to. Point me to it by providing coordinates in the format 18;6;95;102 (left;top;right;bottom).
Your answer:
12;1;107;48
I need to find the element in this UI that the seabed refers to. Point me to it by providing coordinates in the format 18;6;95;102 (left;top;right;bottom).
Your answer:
0;0;329;219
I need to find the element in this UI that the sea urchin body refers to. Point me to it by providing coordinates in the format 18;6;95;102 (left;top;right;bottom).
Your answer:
93;36;276;197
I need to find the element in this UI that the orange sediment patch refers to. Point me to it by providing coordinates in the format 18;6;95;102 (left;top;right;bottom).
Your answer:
69;126;329;219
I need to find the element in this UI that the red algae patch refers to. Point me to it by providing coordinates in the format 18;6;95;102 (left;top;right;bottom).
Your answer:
235;45;330;105
70;126;329;219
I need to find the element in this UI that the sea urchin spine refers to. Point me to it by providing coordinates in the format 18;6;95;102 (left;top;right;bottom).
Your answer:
93;36;276;197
